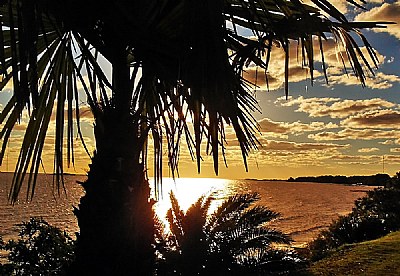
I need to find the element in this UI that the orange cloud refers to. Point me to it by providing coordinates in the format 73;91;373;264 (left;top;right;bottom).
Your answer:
326;72;400;89
303;0;349;14
379;139;395;145
358;147;380;153
276;96;395;118
309;128;400;141
258;139;349;151
49;104;94;123
242;35;396;91
258;117;338;136
258;118;289;134
342;110;400;129
355;1;400;39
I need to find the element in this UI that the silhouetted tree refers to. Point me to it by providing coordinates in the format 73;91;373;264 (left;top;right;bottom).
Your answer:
0;0;385;274
0;218;75;275
158;192;304;275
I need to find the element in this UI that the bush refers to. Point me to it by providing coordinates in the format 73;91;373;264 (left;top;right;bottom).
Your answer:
309;179;400;261
0;217;75;275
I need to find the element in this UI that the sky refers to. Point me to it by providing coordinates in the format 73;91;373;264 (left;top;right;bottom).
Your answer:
1;0;400;180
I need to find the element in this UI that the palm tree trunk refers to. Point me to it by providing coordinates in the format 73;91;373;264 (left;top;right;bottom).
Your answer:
70;112;155;275
69;49;155;275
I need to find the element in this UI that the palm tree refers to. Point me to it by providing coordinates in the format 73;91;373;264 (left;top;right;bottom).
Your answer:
159;192;303;275
0;0;386;274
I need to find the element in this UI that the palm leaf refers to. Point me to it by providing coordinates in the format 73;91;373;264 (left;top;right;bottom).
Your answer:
0;0;391;201
162;192;299;274
207;193;261;232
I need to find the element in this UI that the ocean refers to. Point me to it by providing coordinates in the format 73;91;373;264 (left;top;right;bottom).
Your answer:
0;173;374;247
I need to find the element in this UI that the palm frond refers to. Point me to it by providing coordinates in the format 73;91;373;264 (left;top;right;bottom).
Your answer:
238;247;304;274
0;1;114;201
0;0;391;200
162;192;300;274
166;192;185;243
207;193;261;232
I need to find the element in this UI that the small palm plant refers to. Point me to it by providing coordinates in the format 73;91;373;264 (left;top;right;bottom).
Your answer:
158;192;303;275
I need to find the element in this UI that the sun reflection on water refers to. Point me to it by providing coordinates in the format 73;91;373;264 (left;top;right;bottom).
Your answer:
151;178;235;222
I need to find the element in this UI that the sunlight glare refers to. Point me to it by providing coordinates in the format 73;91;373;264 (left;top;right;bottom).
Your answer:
152;178;234;223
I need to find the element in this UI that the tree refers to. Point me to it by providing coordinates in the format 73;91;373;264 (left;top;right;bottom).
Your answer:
309;180;400;260
157;192;304;275
0;0;385;274
0;217;75;275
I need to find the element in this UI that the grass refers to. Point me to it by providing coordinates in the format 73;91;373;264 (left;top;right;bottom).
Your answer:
308;231;400;276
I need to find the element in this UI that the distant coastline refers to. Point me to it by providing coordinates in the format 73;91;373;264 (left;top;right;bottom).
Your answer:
244;178;284;182
286;173;390;186
0;172;390;186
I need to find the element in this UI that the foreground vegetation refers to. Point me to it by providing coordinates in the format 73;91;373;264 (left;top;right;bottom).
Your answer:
0;218;75;275
156;192;304;275
2;173;400;275
1;193;304;275
309;231;400;276
304;173;400;275
309;174;400;260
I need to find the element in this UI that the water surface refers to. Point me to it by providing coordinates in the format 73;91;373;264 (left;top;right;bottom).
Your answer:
0;173;374;247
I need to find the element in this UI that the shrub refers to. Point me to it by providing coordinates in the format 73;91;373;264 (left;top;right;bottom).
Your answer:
0;217;75;275
309;180;400;261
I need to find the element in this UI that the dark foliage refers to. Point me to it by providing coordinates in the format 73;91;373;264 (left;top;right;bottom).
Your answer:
0;218;75;276
309;173;400;261
157;192;305;275
385;172;400;189
288;174;390;186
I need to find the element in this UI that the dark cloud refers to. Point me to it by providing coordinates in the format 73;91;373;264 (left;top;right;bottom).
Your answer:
342;110;400;129
258;118;289;133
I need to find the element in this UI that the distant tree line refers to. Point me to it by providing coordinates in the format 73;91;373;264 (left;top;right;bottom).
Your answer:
287;174;391;186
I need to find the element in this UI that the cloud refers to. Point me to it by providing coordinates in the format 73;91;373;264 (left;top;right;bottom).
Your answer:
287;121;339;133
355;1;400;39
259;139;349;151
258;118;289;134
303;0;350;15
242;36;395;91
49;104;93;123
10;122;28;131
342;109;400;129
358;147;380;153
309;128;400;141
329;154;379;161
276;96;395;118
326;72;400;89
258;117;338;135
379;139;395;145
242;55;316;91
